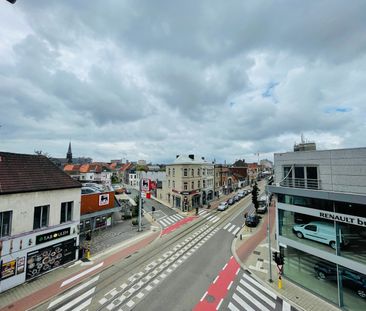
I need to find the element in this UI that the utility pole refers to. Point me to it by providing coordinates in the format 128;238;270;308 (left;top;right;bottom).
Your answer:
266;182;273;282
138;178;142;232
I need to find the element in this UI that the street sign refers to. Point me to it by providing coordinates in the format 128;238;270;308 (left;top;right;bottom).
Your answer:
141;178;150;192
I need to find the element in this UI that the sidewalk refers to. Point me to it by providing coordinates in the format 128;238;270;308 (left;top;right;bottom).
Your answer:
0;217;160;310
232;202;340;311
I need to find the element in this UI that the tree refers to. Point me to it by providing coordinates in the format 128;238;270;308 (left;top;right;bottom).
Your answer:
252;181;259;212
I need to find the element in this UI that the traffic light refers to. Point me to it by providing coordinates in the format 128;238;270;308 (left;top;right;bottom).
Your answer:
272;251;279;264
272;251;285;266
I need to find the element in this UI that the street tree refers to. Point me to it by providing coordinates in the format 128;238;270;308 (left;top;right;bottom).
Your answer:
252;181;259;212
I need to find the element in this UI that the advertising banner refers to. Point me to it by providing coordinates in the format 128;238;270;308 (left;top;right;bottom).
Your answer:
26;238;76;280
1;260;16;280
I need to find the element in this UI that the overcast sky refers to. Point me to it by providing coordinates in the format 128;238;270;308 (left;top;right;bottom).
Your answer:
1;1;365;164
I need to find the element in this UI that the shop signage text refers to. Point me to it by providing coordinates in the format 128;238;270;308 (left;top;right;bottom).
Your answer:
319;212;366;227
36;228;71;245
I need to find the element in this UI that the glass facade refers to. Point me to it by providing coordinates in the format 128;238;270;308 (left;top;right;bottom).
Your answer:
282;247;366;310
278;193;366;310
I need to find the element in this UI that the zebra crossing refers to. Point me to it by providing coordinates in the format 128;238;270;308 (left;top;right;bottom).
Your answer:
197;210;220;223
157;213;184;228
47;275;99;310
223;222;242;236
223;272;296;311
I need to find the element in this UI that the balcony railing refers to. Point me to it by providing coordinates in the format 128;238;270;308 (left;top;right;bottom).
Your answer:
280;177;321;190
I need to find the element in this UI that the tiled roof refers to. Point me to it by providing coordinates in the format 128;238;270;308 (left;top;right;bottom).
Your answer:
0;152;81;195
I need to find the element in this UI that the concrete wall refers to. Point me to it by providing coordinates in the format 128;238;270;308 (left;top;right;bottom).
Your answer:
274;147;366;195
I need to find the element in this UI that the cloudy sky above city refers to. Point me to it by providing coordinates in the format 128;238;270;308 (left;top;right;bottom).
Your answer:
1;0;365;164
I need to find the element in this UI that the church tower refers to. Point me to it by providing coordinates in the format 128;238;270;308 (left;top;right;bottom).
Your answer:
66;142;73;164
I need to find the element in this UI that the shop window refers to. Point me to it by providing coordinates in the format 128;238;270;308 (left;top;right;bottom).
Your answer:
33;205;49;230
60;201;73;223
0;211;12;238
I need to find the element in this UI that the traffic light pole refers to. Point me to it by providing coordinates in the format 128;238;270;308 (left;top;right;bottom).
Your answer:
267;184;273;283
138;179;142;232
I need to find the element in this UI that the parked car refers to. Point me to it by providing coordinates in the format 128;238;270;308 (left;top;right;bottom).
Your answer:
314;261;366;298
125;189;132;194
245;215;260;227
257;204;267;214
234;195;240;202
81;187;100;195
237;191;245;199
218;202;228;211
293;221;349;249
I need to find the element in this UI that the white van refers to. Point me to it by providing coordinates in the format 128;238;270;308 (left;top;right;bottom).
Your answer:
292;221;349;249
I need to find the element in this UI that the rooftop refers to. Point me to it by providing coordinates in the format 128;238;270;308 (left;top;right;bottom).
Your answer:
0;152;81;195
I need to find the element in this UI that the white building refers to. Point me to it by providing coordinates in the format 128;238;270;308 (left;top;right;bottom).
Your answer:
268;147;366;310
0;152;81;292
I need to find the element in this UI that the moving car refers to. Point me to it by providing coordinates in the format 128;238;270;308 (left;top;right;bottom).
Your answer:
293;221;349;249
218;202;228;211
245;215;260;227
314;261;366;298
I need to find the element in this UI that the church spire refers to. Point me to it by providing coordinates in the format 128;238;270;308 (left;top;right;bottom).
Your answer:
66;142;73;164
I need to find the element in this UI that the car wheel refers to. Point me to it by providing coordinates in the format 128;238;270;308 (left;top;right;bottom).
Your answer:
317;271;326;279
357;288;366;298
329;241;336;249
295;231;304;239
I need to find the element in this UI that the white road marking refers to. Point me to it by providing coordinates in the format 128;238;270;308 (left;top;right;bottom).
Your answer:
49;276;99;308
211;216;220;223
216;298;224;310
228;224;236;233
227;281;233;290
240;278;276;308
282;300;292;311
200;291;208;301
223;223;231;230
236;284;271;311
56;288;95;311
232;227;241;236
228;301;240;311
213;276;219;284
243;273;277;299
72;298;92;311
232;293;255;311
61;262;103;287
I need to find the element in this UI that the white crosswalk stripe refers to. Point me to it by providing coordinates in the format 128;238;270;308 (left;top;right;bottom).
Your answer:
48;275;99;309
157;214;185;228
222;222;241;235
223;272;297;311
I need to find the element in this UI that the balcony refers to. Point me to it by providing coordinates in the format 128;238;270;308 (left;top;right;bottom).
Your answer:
280;177;321;190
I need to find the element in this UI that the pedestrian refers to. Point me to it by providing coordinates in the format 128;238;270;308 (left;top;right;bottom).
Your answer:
244;212;248;219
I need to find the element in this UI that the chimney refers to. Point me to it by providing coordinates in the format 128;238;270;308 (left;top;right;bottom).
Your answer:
188;154;194;160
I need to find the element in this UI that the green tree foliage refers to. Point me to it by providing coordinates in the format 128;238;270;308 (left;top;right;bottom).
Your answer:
252;181;259;212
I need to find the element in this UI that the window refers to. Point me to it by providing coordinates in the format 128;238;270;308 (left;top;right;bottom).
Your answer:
168;168;171;176
192;169;194;177
203;180;206;188
173;181;175;188
198;168;201;176
33;205;49;229
184;182;188;190
198;180;201;188
61;202;73;223
191;181;194;189
304;224;317;232
183;168;188;177
0;211;12;238
173;168;175;177
168;180;171;187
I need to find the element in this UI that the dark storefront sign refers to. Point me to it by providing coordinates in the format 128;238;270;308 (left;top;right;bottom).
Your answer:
36;228;71;245
26;238;76;280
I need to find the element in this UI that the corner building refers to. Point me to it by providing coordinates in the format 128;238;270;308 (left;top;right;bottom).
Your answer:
268;147;366;310
163;155;214;211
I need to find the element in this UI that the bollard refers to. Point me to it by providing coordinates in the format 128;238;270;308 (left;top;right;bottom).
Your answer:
278;275;282;289
240;234;242;240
